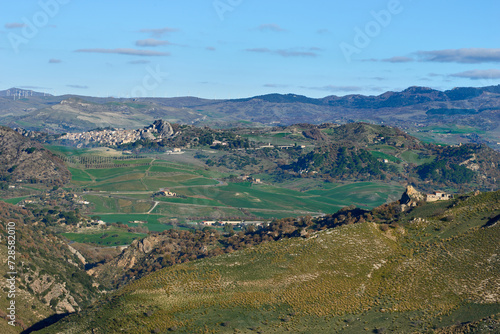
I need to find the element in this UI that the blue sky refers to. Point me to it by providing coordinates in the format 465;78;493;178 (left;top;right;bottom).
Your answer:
1;0;500;98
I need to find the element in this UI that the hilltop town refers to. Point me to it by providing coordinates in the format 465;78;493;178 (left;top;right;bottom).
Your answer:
59;119;176;146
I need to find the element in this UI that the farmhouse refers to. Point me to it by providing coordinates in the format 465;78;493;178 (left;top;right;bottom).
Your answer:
158;190;176;197
202;221;217;226
426;191;452;202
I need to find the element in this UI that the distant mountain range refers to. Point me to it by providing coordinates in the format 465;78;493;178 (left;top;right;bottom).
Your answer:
0;85;499;145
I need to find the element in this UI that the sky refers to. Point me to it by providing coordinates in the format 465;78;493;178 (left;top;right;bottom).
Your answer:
1;0;500;99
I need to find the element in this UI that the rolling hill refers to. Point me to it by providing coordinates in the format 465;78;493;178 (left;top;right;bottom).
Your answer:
0;126;70;188
35;190;500;333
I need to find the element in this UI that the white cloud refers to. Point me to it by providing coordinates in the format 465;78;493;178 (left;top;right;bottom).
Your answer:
135;39;171;47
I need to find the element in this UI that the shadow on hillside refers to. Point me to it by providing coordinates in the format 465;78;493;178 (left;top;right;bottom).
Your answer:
21;313;71;334
483;214;500;228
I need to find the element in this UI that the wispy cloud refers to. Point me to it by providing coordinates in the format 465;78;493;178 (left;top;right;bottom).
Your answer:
450;69;500;80
256;24;286;32
364;56;413;63
48;58;62;64
246;47;318;57
128;60;151;65
5;22;26;29
75;48;170;56
67;84;88;89
316;28;330;35
416;48;500;64
206;46;216;51
135;38;171;47
139;27;179;37
382;56;414;63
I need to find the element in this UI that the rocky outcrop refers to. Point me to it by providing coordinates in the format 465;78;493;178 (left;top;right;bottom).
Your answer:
67;244;87;265
89;235;163;288
151;119;174;138
26;272;80;314
400;185;425;211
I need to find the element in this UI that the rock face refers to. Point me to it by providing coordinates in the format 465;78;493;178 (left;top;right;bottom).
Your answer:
90;235;164;288
400;185;425;211
151;120;174;138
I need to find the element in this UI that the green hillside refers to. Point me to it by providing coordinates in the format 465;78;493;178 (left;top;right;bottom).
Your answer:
0;201;99;333
37;191;500;333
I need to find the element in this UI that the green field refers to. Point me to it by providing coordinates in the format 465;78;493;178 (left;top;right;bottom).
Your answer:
400;150;435;165
0;196;29;205
369;150;402;163
44;144;91;156
422;124;486;135
68;167;93;182
63;228;147;246
156;196;224;207
96;213;171;232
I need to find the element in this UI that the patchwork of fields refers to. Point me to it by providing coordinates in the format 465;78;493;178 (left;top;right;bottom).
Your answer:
45;145;404;244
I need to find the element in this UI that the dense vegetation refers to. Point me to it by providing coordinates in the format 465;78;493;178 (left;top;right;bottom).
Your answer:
416;160;474;184
286;145;395;180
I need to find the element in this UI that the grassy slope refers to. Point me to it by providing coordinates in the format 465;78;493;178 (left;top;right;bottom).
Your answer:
37;191;500;333
0;244;54;334
62;228;147;246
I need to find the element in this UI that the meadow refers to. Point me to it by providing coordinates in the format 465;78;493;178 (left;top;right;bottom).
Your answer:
63;228;147;246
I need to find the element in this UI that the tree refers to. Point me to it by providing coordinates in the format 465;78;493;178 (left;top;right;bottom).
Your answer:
223;223;234;235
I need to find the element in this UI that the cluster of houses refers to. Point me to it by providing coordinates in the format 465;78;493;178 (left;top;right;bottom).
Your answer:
59;120;176;147
201;220;264;227
60;128;151;146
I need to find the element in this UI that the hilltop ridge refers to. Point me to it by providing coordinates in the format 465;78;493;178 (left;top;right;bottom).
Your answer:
0;85;499;151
